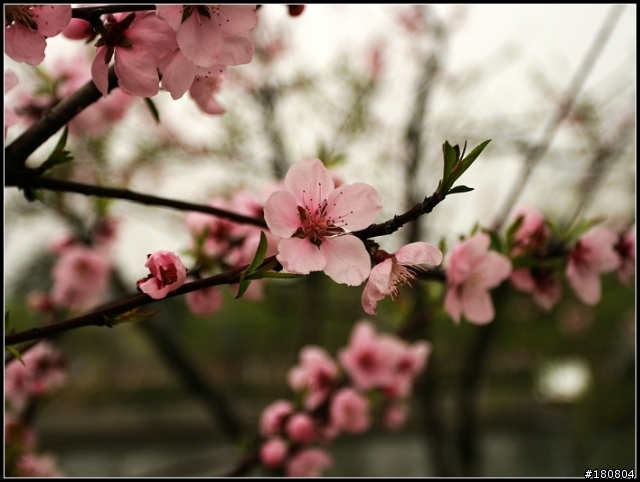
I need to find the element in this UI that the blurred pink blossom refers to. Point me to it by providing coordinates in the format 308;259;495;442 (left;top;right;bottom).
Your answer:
260;437;288;469
383;403;409;431
184;282;224;317
361;242;442;315
285;412;317;444
510;206;551;257
566;227;620;305
50;246;111;311
5;5;71;65
615;226;635;284
16;453;63;478
285;448;333;478
338;320;391;390
287;346;339;410
260;399;294;437
510;268;563;312
329;387;371;435
138;251;187;300
264;158;382;285
444;232;512;324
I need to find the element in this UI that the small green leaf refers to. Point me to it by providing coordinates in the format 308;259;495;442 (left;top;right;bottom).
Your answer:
38;127;74;173
564;217;605;244
505;214;525;250
487;229;503;253
5;346;25;366
245;231;268;276
456;139;491;179
442;141;459;185
447;185;474;195
235;278;252;299
144;97;161;124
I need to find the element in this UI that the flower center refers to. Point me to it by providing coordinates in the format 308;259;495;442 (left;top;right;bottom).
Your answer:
388;259;423;300
295;184;350;244
159;264;178;286
5;6;38;31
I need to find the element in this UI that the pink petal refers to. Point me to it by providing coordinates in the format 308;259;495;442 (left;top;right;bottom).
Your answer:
189;66;227;115
567;264;601;305
284;158;335;210
444;286;462;324
32;5;72;37
160;49;197;99
472;251;512;289
114;47;160;98
509;268;535;292
155;5;184;31
5;24;46;65
326;182;382;231
127;11;178;63
91;46;110;97
465;232;492;262
217;5;259;35
177;12;223;67
5;70;19;93
394;242;443;266
461;285;495;324
264;191;301;238
139;277;171;300
216;33;255;66
368;258;393;294
582;228;620;272
319;235;371;286
277;237;326;274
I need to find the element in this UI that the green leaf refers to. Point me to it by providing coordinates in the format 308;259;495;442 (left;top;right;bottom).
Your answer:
104;308;161;326
5;346;25;366
442;141;459;186
487;229;503;253
505;214;525;250
563;216;605;244
38;127;74;173
144;97;161;124
455;139;491;181
447;185;474;195
235;278;252;299
245;231;268;276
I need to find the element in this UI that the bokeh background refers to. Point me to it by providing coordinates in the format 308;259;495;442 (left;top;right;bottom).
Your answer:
4;4;636;477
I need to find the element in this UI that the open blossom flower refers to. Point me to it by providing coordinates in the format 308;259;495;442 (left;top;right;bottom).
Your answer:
329;387;371;435
184;281;223;317
510;268;562;311
91;12;177;97
287;346;339;410
264;158;382;286
285;448;333;478
362;242;443;315
5;342;67;413
615;226;635;284
5;5;72;65
156;5;258;67
50;246;111;312
566;227;620;305
138;251;187;300
378;335;431;398
444;232;512;325
260;399;295;437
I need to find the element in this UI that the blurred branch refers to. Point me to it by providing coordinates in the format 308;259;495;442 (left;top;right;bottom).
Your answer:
5;256;276;346
491;4;626;231
5;67;119;176
11;176;269;229
256;85;290;179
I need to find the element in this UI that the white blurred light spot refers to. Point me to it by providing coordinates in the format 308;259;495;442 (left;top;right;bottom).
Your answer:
536;358;592;403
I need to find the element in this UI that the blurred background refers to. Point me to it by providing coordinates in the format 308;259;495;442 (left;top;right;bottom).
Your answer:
4;4;636;477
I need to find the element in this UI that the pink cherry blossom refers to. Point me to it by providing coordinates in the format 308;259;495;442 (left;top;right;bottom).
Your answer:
91;12;177;97
285;412;317;444
329;387;371;434
156;5;258;68
16;453;63;478
379;336;431;398
50;246;111;312
260;437;288;469
5;5;71;65
184;282;223;317
444;232;512;325
287;346;339;410
5;342;67;413
361;242;443;315
138;251;187;300
510;205;551;256
510;268;562;311
260;399;294;437
615;226;635;284
338;320;392;390
285;448;333;478
566;227;620;305
62;18;96;41
264;158;382;286
384;403;409;431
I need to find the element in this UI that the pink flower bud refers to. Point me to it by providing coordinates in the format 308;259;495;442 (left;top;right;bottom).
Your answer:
285;412;317;444
260;437;288;469
138;251;187;300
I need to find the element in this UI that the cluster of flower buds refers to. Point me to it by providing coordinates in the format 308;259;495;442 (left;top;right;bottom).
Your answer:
258;320;431;477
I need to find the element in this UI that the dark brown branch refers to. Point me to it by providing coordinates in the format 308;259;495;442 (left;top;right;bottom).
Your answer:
18;176;268;229
5;68;119;177
5;257;275;346
72;5;156;20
